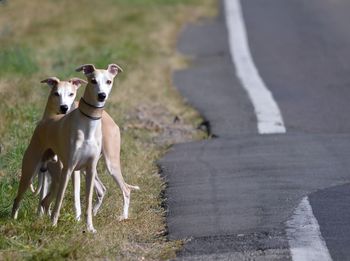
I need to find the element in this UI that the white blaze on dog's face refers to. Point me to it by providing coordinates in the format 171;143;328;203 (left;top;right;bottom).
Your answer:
76;64;123;107
41;77;86;114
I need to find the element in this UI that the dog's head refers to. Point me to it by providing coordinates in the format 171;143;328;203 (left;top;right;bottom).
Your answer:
41;77;87;115
75;64;122;107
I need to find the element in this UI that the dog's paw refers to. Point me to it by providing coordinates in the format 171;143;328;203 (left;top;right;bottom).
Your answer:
51;215;59;227
87;226;97;233
12;210;19;220
118;215;128;222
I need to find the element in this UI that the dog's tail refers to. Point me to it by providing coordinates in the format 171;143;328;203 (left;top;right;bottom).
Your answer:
32;171;44;196
29;174;43;196
126;183;140;191
30;183;36;193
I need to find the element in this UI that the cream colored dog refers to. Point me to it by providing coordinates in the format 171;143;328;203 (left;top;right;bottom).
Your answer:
12;64;138;232
33;77;107;220
37;75;139;220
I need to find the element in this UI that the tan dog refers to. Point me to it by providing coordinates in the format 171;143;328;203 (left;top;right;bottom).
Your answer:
33;77;107;220
12;64;138;232
37;76;139;220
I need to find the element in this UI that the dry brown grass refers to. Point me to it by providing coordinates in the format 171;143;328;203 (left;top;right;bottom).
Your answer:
0;0;217;259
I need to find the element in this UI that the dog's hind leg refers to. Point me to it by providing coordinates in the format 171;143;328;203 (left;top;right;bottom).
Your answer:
41;162;61;216
92;174;106;216
12;144;43;219
32;149;55;196
37;171;47;216
103;154;140;220
101;116;139;220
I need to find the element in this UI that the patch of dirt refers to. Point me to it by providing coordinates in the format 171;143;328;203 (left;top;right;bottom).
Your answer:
125;104;199;146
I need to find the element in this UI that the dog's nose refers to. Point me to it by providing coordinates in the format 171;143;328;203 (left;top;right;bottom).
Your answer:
60;105;69;114
98;92;107;102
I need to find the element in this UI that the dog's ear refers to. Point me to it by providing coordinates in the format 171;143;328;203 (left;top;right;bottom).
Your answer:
107;64;123;76
75;64;96;75
69;78;87;88
41;77;60;87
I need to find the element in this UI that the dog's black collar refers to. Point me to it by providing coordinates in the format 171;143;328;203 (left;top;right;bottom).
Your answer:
81;97;105;109
78;97;104;120
78;109;102;120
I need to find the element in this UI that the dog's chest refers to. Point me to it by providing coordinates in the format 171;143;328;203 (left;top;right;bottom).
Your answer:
73;140;101;170
79;139;99;153
72;128;102;166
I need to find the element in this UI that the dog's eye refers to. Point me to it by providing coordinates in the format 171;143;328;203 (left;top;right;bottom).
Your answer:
91;78;97;84
69;93;74;97
54;92;59;97
106;80;112;85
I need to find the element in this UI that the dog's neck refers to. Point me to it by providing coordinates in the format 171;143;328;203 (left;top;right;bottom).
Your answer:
78;97;104;120
42;103;54;119
43;96;57;119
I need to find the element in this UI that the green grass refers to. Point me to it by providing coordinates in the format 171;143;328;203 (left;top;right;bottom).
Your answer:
0;46;38;76
0;0;216;259
112;0;201;5
0;105;40;219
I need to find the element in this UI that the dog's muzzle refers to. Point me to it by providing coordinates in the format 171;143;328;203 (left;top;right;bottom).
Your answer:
97;92;106;102
60;105;69;114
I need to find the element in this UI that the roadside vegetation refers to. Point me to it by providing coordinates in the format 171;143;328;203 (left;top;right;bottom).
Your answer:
0;0;216;260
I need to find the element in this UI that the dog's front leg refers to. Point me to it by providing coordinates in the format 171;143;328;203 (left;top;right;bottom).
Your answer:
85;163;97;233
72;170;81;221
51;167;72;226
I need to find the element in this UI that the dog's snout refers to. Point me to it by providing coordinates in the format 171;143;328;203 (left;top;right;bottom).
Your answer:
60;105;69;114
98;92;107;102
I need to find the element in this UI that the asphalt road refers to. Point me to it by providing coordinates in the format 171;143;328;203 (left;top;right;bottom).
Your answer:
160;1;350;260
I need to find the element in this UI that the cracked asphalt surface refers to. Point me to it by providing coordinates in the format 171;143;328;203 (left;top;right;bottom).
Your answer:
160;1;350;260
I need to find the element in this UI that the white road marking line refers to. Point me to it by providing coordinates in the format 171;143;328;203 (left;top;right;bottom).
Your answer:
286;197;332;261
224;0;286;134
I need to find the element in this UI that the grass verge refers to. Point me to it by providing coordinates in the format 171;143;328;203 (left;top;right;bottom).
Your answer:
0;0;217;260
